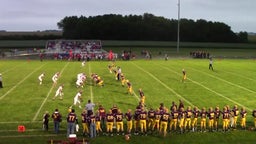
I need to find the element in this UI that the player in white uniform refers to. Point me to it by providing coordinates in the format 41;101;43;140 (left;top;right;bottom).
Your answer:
81;61;86;67
52;72;60;86
53;84;64;100
38;72;45;85
70;91;83;109
76;78;84;88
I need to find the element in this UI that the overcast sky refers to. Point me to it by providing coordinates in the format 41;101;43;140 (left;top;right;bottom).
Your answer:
0;0;255;32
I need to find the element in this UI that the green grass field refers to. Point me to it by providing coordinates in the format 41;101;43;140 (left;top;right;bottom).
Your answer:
1;58;256;144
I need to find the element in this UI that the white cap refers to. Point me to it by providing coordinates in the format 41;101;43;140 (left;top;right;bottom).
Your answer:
0;73;2;76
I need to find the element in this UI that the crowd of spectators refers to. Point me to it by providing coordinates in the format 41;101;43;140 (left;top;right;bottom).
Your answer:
190;51;210;59
45;40;108;61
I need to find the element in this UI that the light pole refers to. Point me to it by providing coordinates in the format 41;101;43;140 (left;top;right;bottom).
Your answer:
177;0;180;53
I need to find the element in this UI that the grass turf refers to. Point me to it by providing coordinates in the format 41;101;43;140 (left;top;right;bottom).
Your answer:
0;58;256;144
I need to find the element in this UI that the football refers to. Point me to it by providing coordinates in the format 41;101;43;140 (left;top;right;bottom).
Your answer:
125;134;130;141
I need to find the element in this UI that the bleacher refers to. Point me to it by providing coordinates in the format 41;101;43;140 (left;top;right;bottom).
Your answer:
45;40;107;60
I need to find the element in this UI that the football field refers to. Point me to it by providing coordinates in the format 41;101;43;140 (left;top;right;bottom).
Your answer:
0;58;256;144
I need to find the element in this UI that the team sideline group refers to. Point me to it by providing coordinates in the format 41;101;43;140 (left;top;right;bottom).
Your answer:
40;61;256;138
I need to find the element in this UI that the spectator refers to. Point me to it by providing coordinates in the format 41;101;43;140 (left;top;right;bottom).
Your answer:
0;73;3;88
67;109;77;137
43;111;50;131
52;109;62;134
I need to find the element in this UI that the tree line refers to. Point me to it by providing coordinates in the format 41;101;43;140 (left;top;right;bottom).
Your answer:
57;13;248;43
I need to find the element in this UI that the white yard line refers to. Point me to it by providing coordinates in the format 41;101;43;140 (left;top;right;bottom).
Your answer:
131;62;195;107
0;121;41;124
189;67;256;95
0;134;65;138
223;70;256;82
1;62;27;74
32;62;70;121
160;65;253;111
0;64;45;100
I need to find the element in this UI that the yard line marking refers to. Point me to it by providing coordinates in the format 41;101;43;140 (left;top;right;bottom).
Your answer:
0;64;45;100
223;70;256;82
0;121;41;124
32;62;70;121
0;134;65;138
131;62;195;107
159;65;253;111
1;62;27;74
189;67;256;94
88;63;94;103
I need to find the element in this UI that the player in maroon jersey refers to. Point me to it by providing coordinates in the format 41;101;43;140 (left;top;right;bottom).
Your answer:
106;109;114;136
98;105;106;130
89;113;97;138
214;106;221;131
184;106;193;132
125;109;133;135
139;107;147;136
115;109;124;135
133;106;141;135
147;108;155;133
160;108;169;137
153;109;162;132
222;106;230;132
95;112;102;136
192;107;200;132
67;109;77;137
170;106;179;132
207;107;215;132
200;107;207;132
81;110;89;137
170;101;177;112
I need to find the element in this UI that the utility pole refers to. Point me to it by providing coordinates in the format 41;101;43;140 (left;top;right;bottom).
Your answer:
177;0;180;53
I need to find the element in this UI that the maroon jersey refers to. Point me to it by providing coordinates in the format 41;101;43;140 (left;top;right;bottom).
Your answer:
252;110;256;117
89;115;96;124
186;110;193;118
200;111;207;119
95;115;101;122
115;113;124;122
125;112;133;121
240;111;247;118
139;111;147;120
98;107;106;118
106;113;114;122
193;110;200;118
179;111;186;119
134;109;141;121
67;112;77;123
232;108;239;116
222;111;230;119
111;107;118;115
161;112;169;122
52;112;61;122
148;110;155;119
155;112;162;120
214;110;221;119
139;91;144;97
171;110;179;119
81;112;89;123
208;111;215;120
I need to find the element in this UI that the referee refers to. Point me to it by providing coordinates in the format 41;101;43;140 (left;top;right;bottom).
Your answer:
85;100;95;116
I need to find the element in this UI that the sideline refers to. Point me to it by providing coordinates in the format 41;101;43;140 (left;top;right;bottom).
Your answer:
32;62;70;121
131;62;195;107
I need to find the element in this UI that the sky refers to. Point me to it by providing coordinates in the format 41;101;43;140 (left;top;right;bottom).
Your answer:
0;0;255;32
